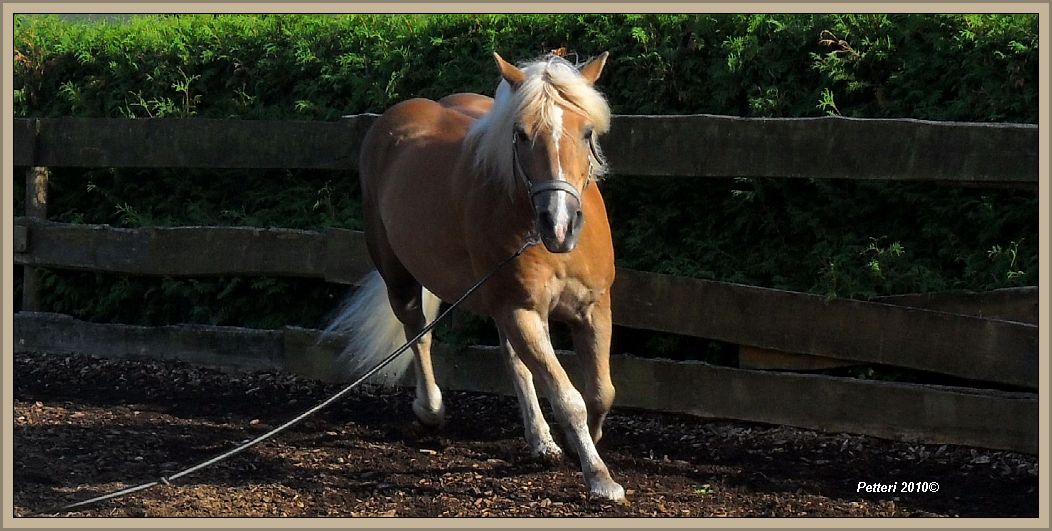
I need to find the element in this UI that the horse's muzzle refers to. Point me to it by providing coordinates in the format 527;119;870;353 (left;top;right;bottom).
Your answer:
533;189;584;253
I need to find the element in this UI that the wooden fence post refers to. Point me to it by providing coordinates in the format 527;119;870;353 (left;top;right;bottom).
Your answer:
22;166;49;311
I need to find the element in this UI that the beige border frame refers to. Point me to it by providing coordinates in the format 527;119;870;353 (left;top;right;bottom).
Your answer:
2;3;1048;529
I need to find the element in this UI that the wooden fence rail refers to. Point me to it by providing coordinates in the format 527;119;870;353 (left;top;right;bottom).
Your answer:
12;115;1038;184
11;114;1040;453
875;287;1039;324
13;312;1037;454
14;217;1039;390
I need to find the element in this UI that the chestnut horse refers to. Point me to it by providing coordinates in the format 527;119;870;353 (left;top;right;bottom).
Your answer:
326;52;622;500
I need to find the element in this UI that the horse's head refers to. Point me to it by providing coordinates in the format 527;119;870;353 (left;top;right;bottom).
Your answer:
490;51;611;254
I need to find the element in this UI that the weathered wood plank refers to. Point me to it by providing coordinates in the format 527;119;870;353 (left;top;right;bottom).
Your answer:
436;346;1036;454
28;116;379;170
14;218;375;284
740;286;1038;371
603;115;1037;183
13;312;285;373
14;115;1037;183
876;286;1038;324
612;269;1038;389
282;326;345;382
14;218;331;279
15;219;1036;388
322;228;374;285
13;312;1037;453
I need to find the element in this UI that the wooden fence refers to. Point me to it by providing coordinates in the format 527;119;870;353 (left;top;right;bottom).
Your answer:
12;115;1040;454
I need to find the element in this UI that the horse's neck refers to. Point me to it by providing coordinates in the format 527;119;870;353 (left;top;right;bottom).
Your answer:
460;165;534;245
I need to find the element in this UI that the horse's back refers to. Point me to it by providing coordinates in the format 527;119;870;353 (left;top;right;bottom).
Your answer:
438;93;494;119
362;99;456;172
359;95;491;188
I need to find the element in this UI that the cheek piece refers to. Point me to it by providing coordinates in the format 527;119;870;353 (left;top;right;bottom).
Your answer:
529;179;582;203
512;132;593;205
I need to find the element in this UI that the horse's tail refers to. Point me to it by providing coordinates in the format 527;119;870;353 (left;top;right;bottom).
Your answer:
323;270;440;386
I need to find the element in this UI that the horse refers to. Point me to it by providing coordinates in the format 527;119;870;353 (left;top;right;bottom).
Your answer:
325;51;623;501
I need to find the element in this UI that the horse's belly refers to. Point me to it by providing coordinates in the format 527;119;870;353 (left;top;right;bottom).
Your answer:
377;188;478;307
394;240;476;307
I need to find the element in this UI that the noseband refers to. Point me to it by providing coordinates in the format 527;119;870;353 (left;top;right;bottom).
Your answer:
512;131;601;204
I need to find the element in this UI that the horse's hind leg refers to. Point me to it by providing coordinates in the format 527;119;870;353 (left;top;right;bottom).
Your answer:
498;328;563;464
496;308;624;501
401;302;445;429
376;259;445;428
568;293;615;444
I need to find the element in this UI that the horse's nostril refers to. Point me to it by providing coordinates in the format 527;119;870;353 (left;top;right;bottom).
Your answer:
539;210;555;230
565;210;582;235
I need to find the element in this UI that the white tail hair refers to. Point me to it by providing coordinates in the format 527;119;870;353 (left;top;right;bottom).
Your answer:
323;270;441;386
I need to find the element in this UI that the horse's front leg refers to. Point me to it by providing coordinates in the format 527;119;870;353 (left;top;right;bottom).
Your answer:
497;308;624;502
497;328;563;464
568;292;615;444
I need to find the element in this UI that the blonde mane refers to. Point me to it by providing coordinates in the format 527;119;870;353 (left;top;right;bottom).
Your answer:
465;54;612;195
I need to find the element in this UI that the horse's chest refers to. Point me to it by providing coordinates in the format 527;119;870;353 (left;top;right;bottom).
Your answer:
547;277;604;320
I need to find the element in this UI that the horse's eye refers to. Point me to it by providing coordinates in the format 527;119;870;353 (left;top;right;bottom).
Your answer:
514;127;529;142
582;127;594;140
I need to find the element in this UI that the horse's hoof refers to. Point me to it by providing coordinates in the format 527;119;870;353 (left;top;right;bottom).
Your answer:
531;440;565;466
589;480;626;503
412;400;446;429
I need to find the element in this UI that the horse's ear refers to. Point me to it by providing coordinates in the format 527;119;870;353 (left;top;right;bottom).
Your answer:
578;51;610;85
493;52;526;88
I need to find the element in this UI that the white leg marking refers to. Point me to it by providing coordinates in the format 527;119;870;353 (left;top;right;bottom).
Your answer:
501;336;563;462
407;327;445;428
504;310;624;501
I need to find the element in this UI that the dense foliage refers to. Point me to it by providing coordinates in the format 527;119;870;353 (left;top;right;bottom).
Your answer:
15;14;1037;121
14;15;1038;361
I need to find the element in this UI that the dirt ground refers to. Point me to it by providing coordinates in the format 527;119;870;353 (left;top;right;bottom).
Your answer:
12;351;1038;518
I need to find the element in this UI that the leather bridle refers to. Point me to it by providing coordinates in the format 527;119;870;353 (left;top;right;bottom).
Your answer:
511;129;601;204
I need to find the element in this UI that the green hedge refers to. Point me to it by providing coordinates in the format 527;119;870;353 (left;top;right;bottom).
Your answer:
13;14;1039;343
15;14;1038;121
